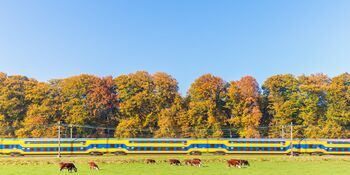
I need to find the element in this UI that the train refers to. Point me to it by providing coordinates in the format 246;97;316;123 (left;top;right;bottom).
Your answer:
1;138;350;156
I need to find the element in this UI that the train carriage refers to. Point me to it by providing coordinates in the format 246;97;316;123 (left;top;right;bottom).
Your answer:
1;138;349;156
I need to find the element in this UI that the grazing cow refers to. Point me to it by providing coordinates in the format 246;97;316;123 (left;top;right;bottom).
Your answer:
227;159;241;168
184;159;202;167
88;161;100;170
169;159;181;166
145;159;156;164
190;159;201;167
59;162;78;172
238;159;250;167
227;159;250;168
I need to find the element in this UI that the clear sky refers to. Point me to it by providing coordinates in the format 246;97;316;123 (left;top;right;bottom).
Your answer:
1;0;350;95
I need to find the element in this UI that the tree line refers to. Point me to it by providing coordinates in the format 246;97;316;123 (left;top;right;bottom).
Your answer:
0;71;349;138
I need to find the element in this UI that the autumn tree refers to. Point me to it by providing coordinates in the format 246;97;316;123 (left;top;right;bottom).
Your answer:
0;75;31;137
187;74;228;138
15;80;57;138
324;73;350;138
114;71;157;137
86;76;119;129
155;95;186;138
262;74;302;138
59;74;99;137
298;73;330;138
226;76;262;138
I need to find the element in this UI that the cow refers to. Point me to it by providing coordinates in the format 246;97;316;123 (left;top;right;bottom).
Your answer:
190;159;201;167
145;159;156;164
227;159;241;168
59;162;78;172
184;159;202;167
238;159;250;167
88;161;100;170
169;159;181;166
227;159;250;168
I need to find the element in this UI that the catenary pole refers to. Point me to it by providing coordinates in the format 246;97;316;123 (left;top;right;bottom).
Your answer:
290;122;293;156
58;121;61;158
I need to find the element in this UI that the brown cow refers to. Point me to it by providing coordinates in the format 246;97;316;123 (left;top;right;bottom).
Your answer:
145;159;156;164
184;159;202;167
227;159;241;168
227;159;250;168
88;161;100;170
190;159;201;167
59;162;78;172
169;159;181;166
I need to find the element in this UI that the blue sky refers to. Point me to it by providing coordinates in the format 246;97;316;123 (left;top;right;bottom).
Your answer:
0;0;350;95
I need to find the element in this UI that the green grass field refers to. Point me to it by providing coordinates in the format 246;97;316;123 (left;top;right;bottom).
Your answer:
0;154;349;175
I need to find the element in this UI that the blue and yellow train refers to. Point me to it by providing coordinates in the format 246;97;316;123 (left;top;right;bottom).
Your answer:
1;138;350;156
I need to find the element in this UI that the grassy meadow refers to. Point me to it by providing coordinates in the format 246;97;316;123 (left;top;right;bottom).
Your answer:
0;154;349;175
